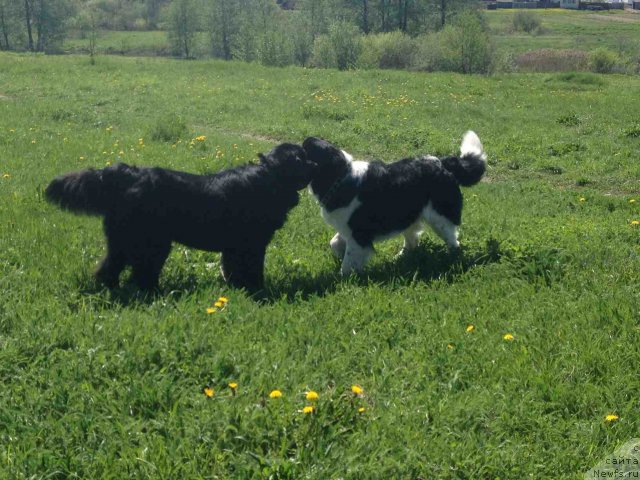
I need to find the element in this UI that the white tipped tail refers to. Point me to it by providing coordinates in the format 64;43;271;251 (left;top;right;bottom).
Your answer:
460;130;487;163
440;130;487;187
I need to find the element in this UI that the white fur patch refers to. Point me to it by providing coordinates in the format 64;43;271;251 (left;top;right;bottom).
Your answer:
460;131;487;163
422;202;460;249
341;241;374;275
350;160;369;179
321;197;362;240
340;150;354;162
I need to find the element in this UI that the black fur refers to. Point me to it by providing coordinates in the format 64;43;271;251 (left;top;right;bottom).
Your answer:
302;134;486;250
45;143;314;291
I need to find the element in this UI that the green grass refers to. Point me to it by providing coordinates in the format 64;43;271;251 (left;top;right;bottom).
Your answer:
487;8;640;56
1;53;640;479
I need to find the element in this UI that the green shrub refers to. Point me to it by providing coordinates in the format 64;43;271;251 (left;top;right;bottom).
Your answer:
414;11;493;74
259;30;294;67
512;10;541;34
359;31;417;70
310;34;337;69
148;114;189;143
589;48;618;74
312;21;362;70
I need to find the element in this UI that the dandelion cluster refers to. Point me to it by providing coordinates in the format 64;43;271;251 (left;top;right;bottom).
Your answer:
206;296;229;314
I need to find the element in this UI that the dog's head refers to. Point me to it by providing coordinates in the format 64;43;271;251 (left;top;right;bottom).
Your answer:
259;143;315;190
302;137;350;172
302;137;353;197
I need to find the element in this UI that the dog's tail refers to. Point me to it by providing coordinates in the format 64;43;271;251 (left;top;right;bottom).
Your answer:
441;131;487;187
45;163;139;216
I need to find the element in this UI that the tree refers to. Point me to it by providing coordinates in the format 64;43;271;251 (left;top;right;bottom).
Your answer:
207;0;240;59
30;0;74;52
24;0;34;50
167;0;200;58
0;0;20;50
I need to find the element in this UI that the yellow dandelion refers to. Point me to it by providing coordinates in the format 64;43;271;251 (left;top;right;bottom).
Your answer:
358;407;366;413
214;301;224;308
229;382;238;390
31;140;36;144
503;333;515;341
269;389;283;399
79;156;86;161
9;129;15;133
105;161;112;166
629;199;636;204
218;296;229;304
631;220;640;226
351;385;364;396
579;197;586;203
195;135;206;141
605;414;619;422
203;386;214;398
206;307;216;314
306;390;319;401
466;324;474;333
447;343;455;350
302;406;315;414
2;173;10;179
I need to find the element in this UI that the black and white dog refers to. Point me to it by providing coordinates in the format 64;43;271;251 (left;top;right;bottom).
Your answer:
302;132;486;275
45;143;314;291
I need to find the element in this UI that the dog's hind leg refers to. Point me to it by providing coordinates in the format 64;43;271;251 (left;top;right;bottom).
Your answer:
422;204;460;250
340;240;374;276
221;245;266;291
130;240;172;290
330;233;346;260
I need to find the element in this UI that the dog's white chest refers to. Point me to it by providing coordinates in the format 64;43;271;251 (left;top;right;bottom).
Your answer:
321;197;362;239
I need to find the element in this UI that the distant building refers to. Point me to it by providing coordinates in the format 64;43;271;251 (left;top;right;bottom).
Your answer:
560;0;580;8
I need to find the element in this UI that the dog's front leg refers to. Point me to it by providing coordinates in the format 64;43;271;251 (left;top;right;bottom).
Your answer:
329;233;346;260
340;240;373;276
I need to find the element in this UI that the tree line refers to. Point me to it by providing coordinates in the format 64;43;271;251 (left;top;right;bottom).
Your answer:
166;0;489;72
0;0;474;53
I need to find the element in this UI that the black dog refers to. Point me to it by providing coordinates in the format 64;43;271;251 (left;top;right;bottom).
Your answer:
303;132;486;275
45;143;314;291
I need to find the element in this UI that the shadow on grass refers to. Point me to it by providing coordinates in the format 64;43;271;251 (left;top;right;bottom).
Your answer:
258;237;505;303
75;237;565;307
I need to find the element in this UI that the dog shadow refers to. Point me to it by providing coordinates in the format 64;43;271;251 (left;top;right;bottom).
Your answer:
259;238;504;303
76;238;506;307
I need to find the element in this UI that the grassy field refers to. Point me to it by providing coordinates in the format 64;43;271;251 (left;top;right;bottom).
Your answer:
487;8;640;56
1;52;640;479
